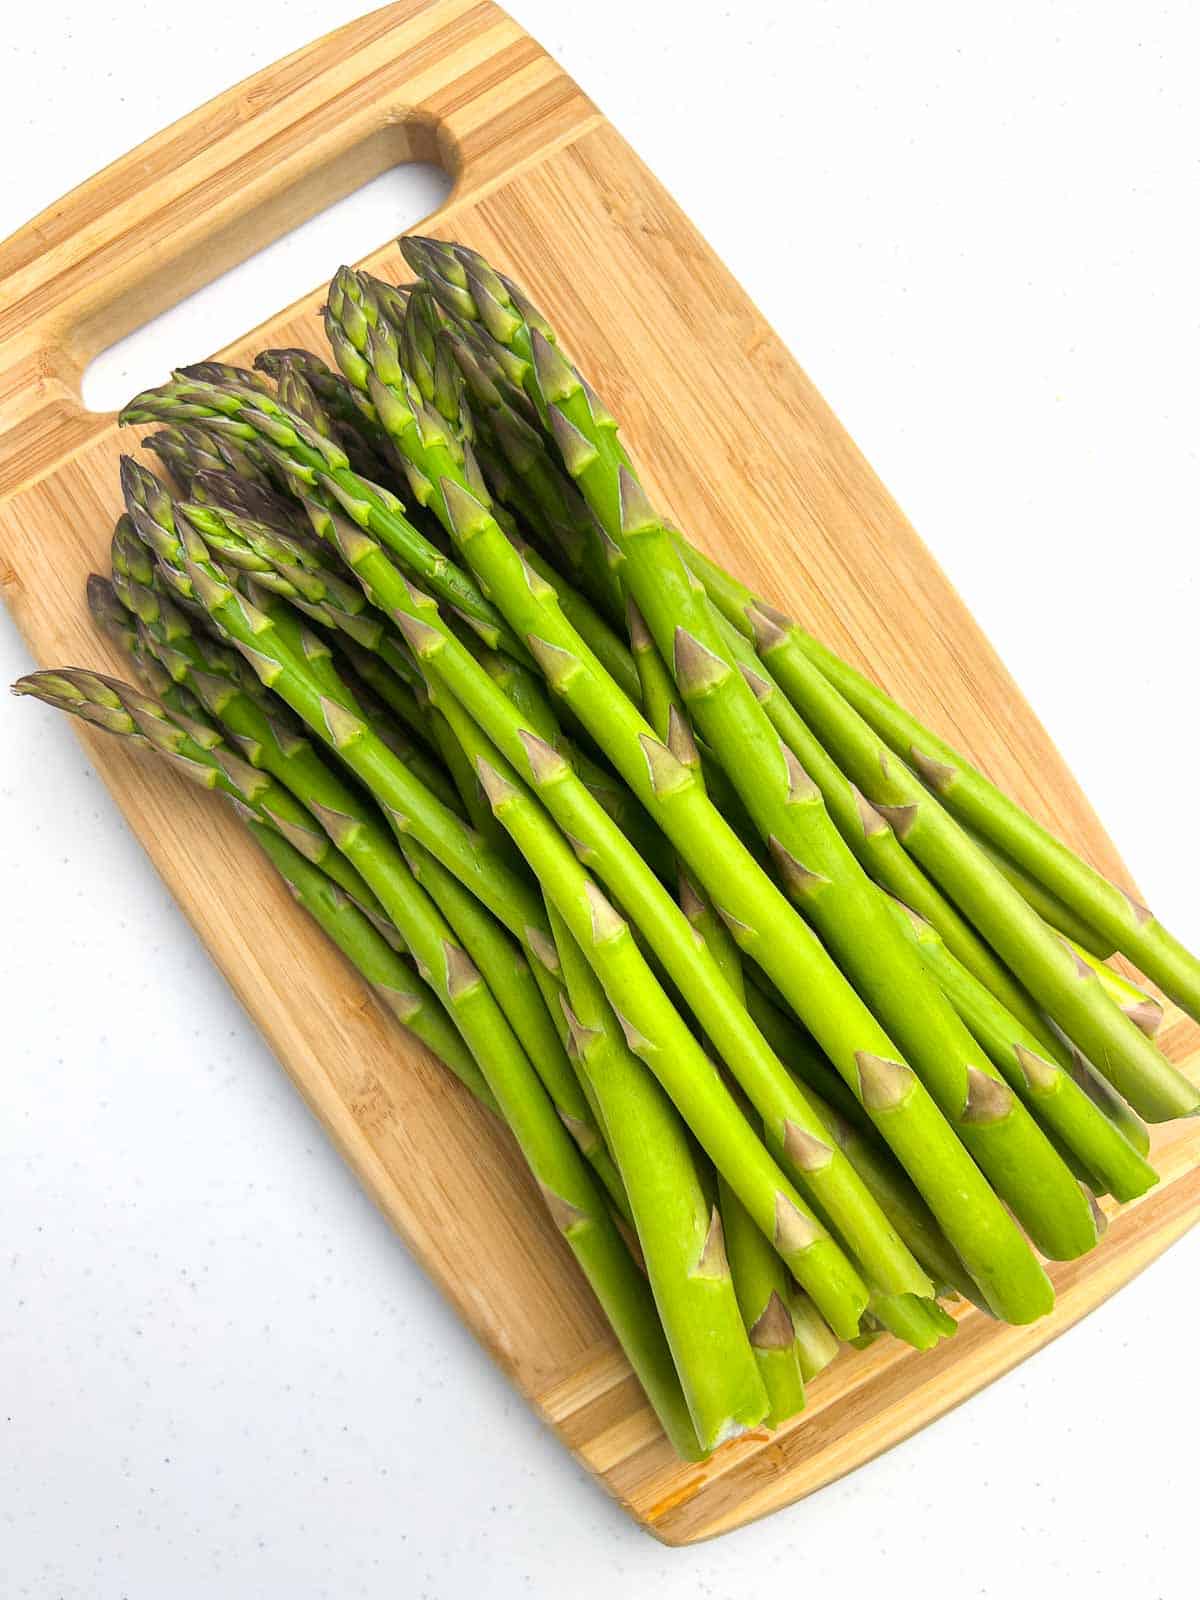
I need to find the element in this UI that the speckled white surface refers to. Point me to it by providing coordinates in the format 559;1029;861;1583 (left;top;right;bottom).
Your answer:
3;4;1198;1595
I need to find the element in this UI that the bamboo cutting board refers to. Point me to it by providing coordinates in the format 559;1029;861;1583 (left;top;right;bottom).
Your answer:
1;0;1198;1544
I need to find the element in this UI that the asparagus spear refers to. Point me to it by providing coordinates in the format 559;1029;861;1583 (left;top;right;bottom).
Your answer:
95;569;408;929
742;586;1200;1031
325;268;643;703
538;333;1099;1259
301;495;935;1313
120;373;524;660
12;665;498;1110
453;705;870;1339
738;604;1197;1121
677;873;809;1421
171;499;469;818
241;814;499;1111
544;902;770;1447
398;831;631;1219
20;664;702;1455
788;1290;841;1381
961;825;1117;960
1060;940;1164;1038
272;355;396;482
884;897;1159;1203
719;1179;808;1427
144;423;274;495
329;449;1055;1319
119;463;626;1192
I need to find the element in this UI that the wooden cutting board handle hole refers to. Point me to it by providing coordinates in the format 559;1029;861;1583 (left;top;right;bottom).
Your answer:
0;0;598;491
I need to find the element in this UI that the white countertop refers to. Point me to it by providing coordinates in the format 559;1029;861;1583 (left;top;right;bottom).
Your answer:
3;4;1198;1594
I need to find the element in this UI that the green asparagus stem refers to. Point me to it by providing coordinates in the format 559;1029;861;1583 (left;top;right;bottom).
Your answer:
738;603;1198;1122
526;335;1092;1261
398;833;631;1217
242;814;499;1112
765;608;1200;1030
120;463;620;1190
1061;940;1164;1038
676;874;809;1417
272;355;396;483
459;716;870;1339
308;499;932;1312
424;695;515;854
8;668;363;884
816;1100;983;1307
21;658;702;1457
545;902;769;1447
461;348;625;626
787;1290;841;1381
144;423;274;495
961;825;1118;960
718;1177;808;1427
120;372;524;660
741;977;870;1131
324;631;435;746
884;897;1158;1203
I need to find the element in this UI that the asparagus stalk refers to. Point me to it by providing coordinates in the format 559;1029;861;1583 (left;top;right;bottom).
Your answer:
272;355;395;483
241;814;499;1112
325;269;643;703
532;330;1098;1259
739;604;1197;1122
144;423;274;495
677;874;809;1421
120;464;624;1190
397;832;630;1219
458;340;624;625
338;445;1057;1318
98;573;405;929
788;1290;841;1381
718;1178;808;1427
627;599;762;854
1061;940;1164;1039
20;664;702;1455
27;654;397;952
303;496;934;1312
961;825;1117;960
544;901;770;1446
453;708;870;1339
120;373;524;660
324;631;436;746
757;599;1200;1030
884;897;1159;1203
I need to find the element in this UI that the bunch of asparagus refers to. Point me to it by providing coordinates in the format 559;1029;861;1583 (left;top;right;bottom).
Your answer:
15;239;1197;1462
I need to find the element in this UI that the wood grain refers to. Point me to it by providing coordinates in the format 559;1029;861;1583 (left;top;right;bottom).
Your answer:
1;0;1195;1544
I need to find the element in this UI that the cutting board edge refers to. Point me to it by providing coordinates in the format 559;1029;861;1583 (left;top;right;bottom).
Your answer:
1;0;1197;1545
